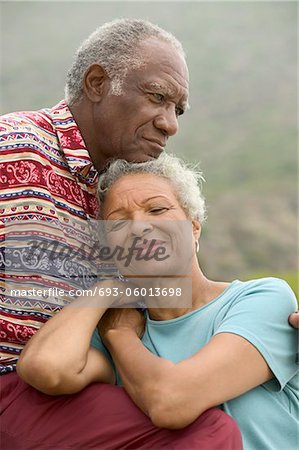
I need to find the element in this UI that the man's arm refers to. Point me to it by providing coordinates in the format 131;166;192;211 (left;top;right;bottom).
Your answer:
17;283;116;395
103;327;272;429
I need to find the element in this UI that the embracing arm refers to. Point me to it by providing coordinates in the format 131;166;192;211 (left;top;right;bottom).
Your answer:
17;284;115;395
104;329;272;429
102;279;297;429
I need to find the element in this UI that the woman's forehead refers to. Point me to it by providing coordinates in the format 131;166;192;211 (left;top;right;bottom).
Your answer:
102;173;178;213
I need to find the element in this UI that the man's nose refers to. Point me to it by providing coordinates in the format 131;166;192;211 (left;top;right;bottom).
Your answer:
153;106;179;137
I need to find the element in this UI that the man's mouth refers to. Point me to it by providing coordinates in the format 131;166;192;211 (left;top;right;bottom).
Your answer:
143;137;166;155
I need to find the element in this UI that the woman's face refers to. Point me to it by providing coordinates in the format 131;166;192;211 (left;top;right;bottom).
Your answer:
102;173;199;278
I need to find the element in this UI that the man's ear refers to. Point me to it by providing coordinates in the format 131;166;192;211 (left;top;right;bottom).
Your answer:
83;64;110;102
192;220;201;241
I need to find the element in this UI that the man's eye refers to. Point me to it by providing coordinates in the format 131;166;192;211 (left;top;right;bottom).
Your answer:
175;106;184;117
151;93;165;103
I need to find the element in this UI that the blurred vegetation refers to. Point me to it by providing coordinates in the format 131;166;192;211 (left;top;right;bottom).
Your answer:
1;1;297;297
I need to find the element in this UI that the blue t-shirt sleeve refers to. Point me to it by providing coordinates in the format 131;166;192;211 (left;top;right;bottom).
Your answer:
214;278;298;391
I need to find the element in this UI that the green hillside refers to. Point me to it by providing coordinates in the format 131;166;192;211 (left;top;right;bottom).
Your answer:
1;1;297;295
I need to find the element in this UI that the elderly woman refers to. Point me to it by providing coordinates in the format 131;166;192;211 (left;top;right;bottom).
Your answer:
17;154;297;450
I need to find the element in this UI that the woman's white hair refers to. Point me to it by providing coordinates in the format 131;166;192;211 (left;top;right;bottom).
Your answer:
65;18;185;105
98;153;206;223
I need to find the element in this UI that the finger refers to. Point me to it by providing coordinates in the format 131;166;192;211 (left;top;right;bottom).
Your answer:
288;311;299;329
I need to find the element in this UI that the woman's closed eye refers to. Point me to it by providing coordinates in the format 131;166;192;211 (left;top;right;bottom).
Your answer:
108;220;127;232
148;207;169;215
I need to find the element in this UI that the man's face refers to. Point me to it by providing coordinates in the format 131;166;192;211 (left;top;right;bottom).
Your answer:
92;38;189;166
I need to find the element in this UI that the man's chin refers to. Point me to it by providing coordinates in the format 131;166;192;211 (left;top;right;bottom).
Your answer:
124;146;164;163
125;154;157;163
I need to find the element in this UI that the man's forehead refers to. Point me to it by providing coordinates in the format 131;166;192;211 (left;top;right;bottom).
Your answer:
130;37;189;106
138;35;184;57
138;37;188;74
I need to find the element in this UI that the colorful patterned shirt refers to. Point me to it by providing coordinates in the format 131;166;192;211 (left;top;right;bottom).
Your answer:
0;100;100;374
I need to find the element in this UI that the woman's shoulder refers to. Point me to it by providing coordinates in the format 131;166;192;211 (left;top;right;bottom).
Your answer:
228;277;297;313
240;276;293;291
237;276;295;296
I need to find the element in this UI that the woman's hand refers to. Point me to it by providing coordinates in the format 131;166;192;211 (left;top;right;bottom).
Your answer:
98;308;145;343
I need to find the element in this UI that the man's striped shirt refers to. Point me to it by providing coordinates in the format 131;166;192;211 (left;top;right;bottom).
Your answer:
0;100;101;374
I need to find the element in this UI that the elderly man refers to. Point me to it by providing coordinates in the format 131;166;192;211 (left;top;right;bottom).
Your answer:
0;18;242;449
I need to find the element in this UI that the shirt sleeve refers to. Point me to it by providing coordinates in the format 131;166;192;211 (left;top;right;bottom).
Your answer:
214;277;298;391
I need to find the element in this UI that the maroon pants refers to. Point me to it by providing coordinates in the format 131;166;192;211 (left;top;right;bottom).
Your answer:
1;372;242;449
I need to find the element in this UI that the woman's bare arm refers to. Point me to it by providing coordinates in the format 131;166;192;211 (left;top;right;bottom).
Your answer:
103;323;272;429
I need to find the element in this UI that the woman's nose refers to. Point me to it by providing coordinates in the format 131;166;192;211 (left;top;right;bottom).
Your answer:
129;220;153;239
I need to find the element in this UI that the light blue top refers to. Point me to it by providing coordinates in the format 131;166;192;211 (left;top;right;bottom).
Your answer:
91;277;298;450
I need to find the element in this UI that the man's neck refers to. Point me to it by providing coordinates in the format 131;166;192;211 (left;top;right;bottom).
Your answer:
69;101;106;172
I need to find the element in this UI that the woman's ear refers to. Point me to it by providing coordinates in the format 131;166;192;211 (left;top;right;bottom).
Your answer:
192;220;201;241
83;64;110;102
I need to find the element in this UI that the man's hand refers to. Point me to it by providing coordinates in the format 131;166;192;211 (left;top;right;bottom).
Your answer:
98;308;145;344
289;312;299;329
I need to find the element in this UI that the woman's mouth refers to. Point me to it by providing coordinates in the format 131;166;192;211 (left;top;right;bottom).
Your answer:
134;239;167;259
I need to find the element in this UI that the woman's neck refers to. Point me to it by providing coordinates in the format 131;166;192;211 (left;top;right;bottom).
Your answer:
147;266;230;321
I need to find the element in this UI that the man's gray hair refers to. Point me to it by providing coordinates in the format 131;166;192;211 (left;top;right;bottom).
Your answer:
65;18;185;105
98;153;206;223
